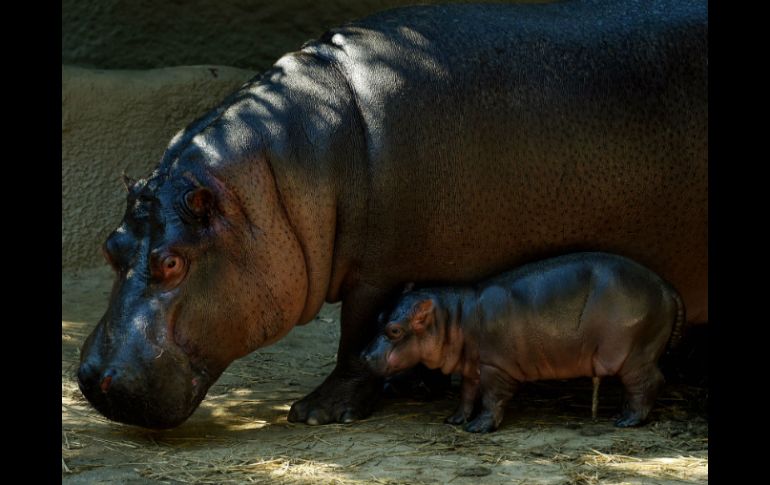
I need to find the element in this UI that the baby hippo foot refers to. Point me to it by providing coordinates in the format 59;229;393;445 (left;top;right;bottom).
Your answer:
446;376;480;425
614;409;646;428
614;364;662;428
445;392;476;425
463;412;498;433
445;407;471;425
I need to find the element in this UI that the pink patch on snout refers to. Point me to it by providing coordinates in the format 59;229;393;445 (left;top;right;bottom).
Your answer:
100;375;112;393
192;378;198;387
386;352;401;373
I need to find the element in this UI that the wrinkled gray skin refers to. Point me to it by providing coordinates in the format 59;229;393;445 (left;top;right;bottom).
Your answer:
79;0;707;429
362;252;685;433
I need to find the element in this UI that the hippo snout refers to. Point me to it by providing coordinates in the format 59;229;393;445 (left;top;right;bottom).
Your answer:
361;349;380;372
77;357;201;429
77;320;211;429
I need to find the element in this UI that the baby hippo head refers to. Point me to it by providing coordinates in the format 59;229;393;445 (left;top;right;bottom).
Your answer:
361;292;439;376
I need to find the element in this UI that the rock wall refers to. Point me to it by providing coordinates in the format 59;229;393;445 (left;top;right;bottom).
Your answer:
63;0;520;71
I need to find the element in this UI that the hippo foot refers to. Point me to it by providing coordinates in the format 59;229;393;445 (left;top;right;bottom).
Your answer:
614;411;645;428
463;413;497;433
288;366;382;425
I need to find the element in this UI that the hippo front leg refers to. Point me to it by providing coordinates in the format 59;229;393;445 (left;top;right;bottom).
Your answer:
445;375;480;425
288;282;389;425
464;365;518;433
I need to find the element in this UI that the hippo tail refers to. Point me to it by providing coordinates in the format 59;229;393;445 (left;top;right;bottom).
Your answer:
665;286;686;353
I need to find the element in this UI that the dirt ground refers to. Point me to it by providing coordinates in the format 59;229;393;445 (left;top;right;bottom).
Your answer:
62;267;708;484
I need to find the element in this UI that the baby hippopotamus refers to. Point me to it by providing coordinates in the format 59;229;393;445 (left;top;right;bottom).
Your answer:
362;252;684;433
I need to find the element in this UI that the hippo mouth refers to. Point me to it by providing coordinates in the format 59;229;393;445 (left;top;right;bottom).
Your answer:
85;392;198;429
375;349;407;377
383;349;403;376
79;368;213;429
187;361;224;406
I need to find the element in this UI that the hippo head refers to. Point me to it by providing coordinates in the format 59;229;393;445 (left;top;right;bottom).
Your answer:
78;124;310;429
362;294;438;376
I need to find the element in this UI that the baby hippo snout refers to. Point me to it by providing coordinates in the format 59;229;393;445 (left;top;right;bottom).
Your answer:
360;335;391;376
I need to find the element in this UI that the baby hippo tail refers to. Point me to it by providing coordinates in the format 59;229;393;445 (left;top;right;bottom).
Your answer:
666;287;686;352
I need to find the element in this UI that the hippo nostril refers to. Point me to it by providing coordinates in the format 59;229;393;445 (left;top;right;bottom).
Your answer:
99;369;116;393
100;376;112;393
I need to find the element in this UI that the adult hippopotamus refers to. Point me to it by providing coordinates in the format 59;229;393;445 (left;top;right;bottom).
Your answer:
77;0;707;429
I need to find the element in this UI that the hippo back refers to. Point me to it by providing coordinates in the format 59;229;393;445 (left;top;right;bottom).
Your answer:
303;0;707;322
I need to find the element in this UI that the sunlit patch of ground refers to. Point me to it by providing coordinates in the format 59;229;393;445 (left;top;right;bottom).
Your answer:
62;267;708;484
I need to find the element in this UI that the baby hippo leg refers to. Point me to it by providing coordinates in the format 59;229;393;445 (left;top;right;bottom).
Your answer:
445;375;480;425
592;377;601;419
464;365;518;433
616;362;665;427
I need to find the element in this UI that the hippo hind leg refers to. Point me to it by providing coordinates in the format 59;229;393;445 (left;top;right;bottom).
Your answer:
464;365;517;433
615;362;665;427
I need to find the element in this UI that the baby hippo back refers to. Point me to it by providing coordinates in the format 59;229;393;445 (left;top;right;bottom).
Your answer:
474;252;680;381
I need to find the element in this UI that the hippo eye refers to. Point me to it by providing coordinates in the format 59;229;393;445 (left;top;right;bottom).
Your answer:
163;255;183;273
152;253;187;288
181;187;214;221
385;324;404;341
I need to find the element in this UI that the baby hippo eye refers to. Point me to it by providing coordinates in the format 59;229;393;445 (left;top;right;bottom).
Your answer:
385;324;404;340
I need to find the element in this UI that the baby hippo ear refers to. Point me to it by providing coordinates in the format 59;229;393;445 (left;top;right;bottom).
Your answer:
184;187;214;218
410;299;435;335
402;282;415;294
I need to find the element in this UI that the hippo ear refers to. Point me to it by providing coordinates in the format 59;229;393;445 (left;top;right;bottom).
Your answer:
121;171;135;192
410;299;435;335
184;187;214;218
402;282;415;294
